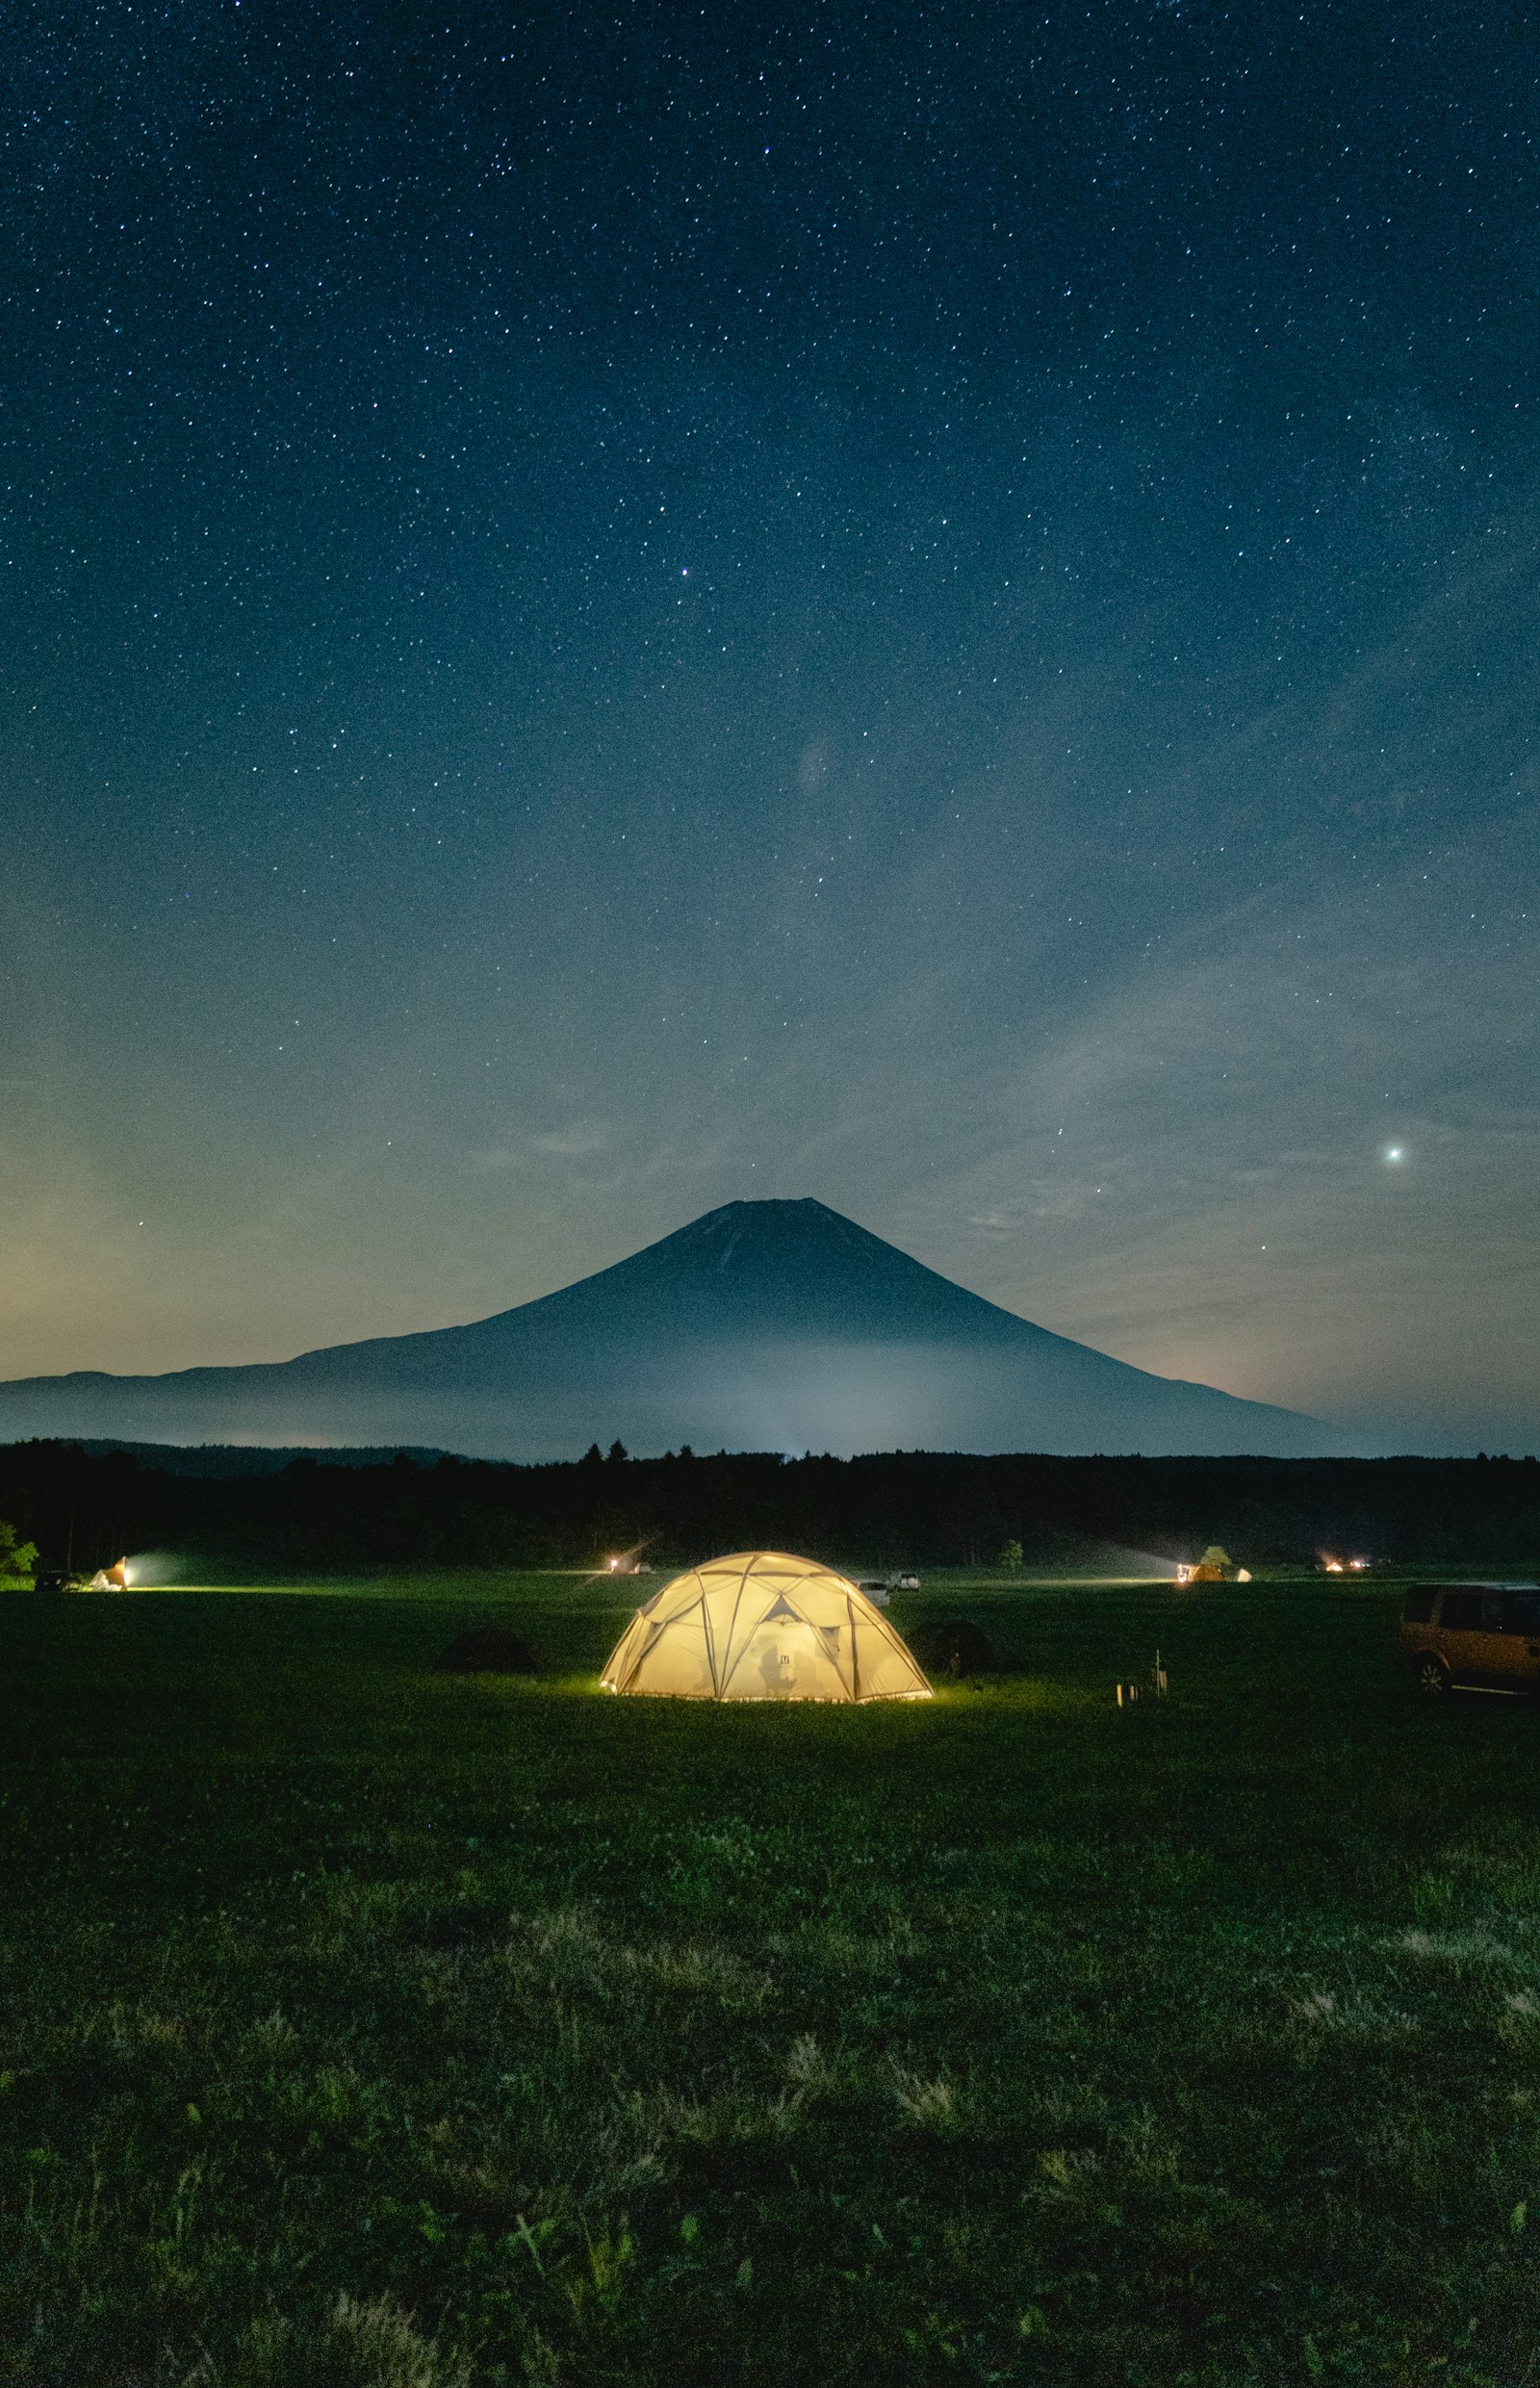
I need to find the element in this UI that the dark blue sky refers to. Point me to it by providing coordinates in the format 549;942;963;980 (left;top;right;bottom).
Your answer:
3;2;1535;1450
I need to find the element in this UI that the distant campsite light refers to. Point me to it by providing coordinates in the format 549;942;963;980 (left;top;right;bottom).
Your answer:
1322;1556;1345;1574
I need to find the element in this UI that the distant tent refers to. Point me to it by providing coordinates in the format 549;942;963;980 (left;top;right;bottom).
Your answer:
1186;1544;1235;1583
907;1619;997;1677
600;1551;933;1703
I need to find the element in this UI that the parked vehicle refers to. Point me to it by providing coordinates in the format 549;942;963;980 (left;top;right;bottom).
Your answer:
1399;1581;1540;1696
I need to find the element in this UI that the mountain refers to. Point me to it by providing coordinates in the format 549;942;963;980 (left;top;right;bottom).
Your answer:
0;1196;1333;1457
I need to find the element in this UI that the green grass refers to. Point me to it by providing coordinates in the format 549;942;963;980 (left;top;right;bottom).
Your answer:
6;1570;1540;2385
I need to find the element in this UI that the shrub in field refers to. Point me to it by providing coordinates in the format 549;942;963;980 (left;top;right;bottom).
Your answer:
0;1516;38;1584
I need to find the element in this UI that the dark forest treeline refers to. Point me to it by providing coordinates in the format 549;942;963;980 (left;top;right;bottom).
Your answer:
3;1438;1539;1576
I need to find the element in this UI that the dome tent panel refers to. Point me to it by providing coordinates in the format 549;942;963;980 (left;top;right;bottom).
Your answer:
852;1612;942;1700
630;1597;718;1697
600;1551;932;1703
600;1609;644;1692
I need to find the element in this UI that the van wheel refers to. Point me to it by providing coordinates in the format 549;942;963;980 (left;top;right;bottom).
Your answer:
1414;1653;1450;1698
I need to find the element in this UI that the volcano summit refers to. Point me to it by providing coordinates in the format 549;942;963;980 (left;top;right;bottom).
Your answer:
0;1198;1329;1458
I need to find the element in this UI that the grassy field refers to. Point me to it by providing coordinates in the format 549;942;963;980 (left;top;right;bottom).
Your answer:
6;1569;1540;2386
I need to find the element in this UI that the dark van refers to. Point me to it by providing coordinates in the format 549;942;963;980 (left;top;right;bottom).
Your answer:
1399;1581;1540;1696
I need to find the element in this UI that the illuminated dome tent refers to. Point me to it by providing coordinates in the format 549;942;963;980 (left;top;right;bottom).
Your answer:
601;1551;933;1703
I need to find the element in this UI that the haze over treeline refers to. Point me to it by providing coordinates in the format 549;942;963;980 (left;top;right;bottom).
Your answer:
6;1440;1537;1579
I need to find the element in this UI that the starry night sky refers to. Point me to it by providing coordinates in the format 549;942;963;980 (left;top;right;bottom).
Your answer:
2;2;1535;1451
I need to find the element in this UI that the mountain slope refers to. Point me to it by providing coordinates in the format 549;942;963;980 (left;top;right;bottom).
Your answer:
0;1197;1332;1456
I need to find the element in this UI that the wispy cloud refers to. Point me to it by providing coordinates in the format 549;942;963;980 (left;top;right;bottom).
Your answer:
532;1122;612;1159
